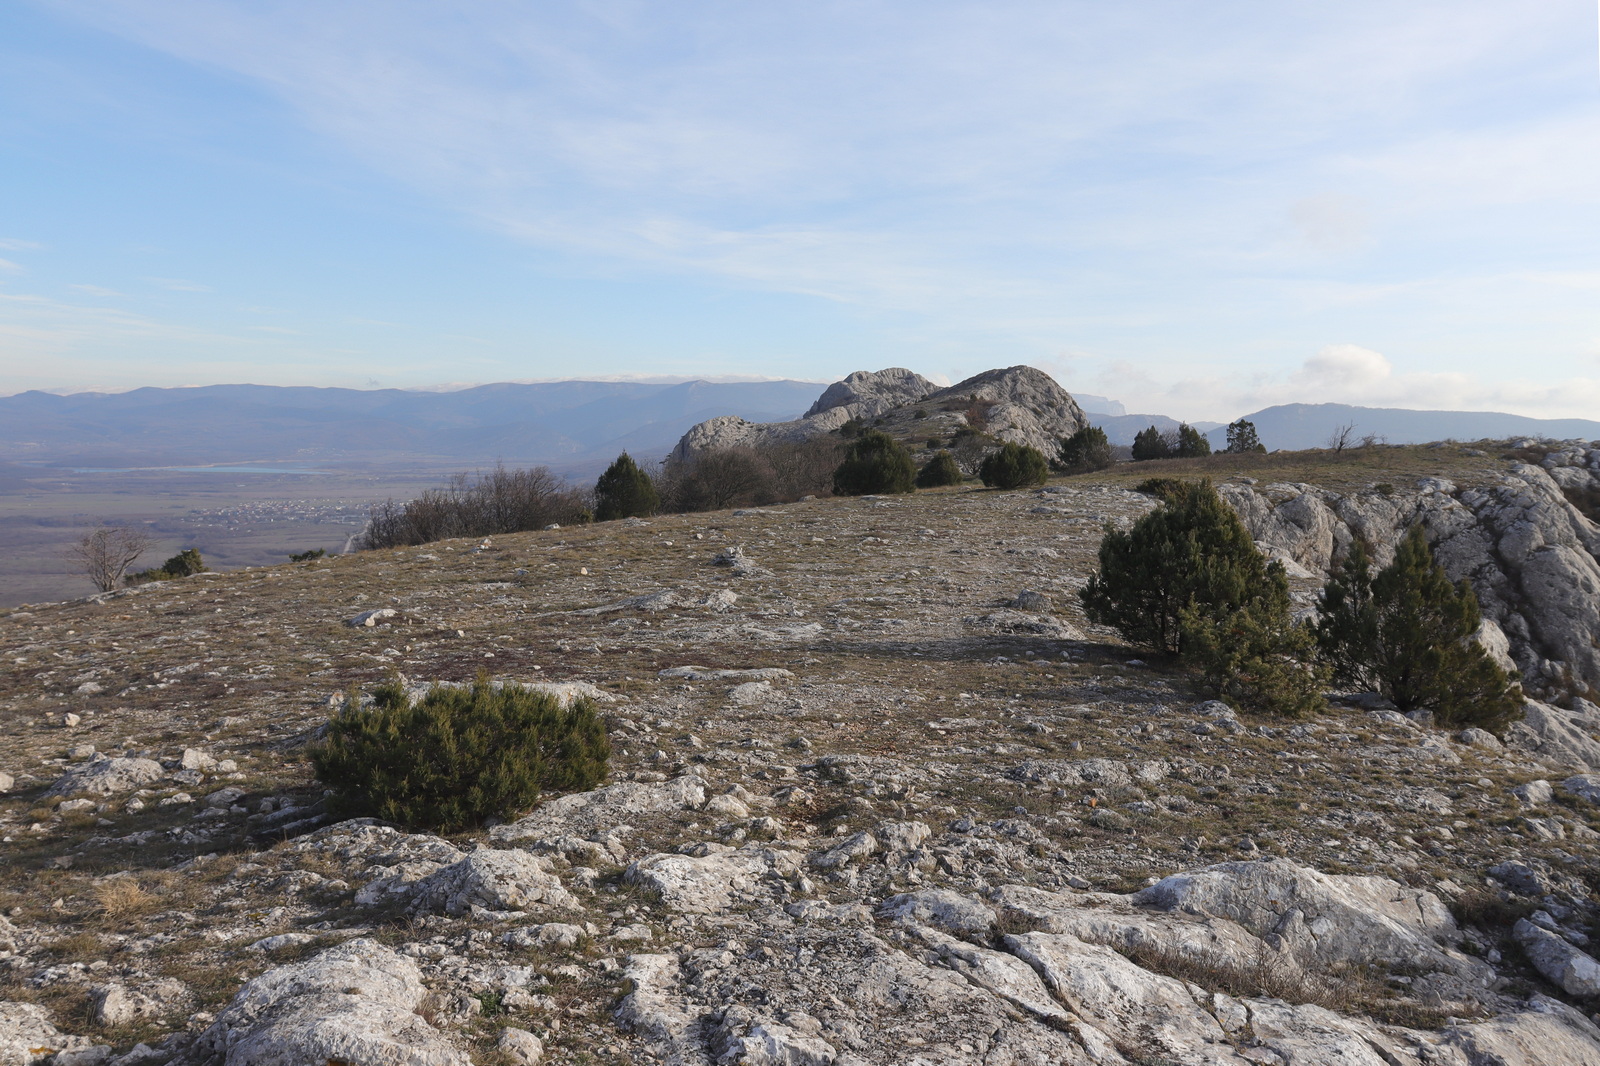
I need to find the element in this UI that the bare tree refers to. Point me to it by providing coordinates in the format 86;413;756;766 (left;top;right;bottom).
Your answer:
1326;424;1356;454
70;527;151;591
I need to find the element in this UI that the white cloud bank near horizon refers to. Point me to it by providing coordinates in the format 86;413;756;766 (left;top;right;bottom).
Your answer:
2;2;1598;421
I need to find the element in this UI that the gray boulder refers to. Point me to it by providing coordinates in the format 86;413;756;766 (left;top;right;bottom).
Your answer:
0;1001;94;1065
411;847;574;916
1515;919;1600;997
176;939;467;1066
46;756;164;797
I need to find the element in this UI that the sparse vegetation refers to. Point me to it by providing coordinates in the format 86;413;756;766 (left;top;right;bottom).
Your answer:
311;676;611;831
287;548;327;562
362;464;591;549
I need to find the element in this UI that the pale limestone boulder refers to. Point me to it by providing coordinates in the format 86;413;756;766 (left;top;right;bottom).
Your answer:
625;845;800;913
1134;858;1467;973
877;889;996;937
46;756;163;797
1443;994;1600;1066
411;847;574;916
176;939;467;1066
491;776;706;842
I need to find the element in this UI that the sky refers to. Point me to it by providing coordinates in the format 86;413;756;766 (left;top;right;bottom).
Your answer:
2;1;1599;422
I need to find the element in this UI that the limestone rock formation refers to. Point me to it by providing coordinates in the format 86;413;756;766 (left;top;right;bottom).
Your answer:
671;365;1088;464
1219;453;1600;703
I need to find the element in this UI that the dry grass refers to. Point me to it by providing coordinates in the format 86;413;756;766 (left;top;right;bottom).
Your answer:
92;876;160;920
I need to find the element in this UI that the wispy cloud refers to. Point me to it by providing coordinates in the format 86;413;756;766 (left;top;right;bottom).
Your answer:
0;259;22;274
0;238;44;251
26;2;1600;406
144;276;212;292
68;283;126;297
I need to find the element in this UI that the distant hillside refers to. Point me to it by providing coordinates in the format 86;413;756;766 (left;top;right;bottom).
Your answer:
1206;403;1600;452
0;380;823;475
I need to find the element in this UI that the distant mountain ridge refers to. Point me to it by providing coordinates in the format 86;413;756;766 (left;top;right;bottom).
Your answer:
1204;403;1600;452
0;380;823;475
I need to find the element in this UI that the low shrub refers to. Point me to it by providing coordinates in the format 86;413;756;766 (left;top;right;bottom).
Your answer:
1056;426;1114;474
833;430;916;495
311;676;610;831
979;441;1049;489
128;548;206;585
288;548;326;562
916;450;964;488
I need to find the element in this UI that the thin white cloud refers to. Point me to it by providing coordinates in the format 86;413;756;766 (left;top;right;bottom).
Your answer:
246;325;299;334
68;283;126;297
0;259;22;274
144;277;212;292
0;239;44;251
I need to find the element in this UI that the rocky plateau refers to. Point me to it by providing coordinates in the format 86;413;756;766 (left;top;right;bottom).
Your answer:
3;396;1600;1065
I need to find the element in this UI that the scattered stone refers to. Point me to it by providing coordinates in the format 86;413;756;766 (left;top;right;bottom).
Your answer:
497;1027;545;1065
1563;775;1600;805
1459;727;1503;751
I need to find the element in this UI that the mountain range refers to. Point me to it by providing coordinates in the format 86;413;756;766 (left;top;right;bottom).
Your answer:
2;379;1595;477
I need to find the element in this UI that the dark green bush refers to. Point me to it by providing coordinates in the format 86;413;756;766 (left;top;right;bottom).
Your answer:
1175;423;1211;458
594;452;659;521
1315;527;1521;732
1082;480;1323;714
1082;480;1281;658
1133;477;1191;501
1056;426;1114;474
979;441;1049;489
916;450;964;488
128;548;207;585
1131;426;1172;461
311;676;610;831
288;548;326;562
832;430;916;495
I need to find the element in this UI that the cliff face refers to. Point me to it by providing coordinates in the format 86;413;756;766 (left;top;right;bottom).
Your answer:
1220;448;1600;703
672;364;1089;465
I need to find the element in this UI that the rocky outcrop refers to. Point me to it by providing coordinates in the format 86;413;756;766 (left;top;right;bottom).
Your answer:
671;365;1089;464
0;1002;96;1066
176;939;467;1066
1219;453;1600;704
617;855;1600;1065
803;368;935;420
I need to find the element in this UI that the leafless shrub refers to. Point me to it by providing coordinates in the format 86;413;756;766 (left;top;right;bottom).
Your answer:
361;463;589;549
659;437;843;513
92;877;159;920
69;526;151;591
1326;424;1356;454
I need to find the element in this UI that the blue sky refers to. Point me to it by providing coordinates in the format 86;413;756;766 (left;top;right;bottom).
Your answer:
2;1;1598;421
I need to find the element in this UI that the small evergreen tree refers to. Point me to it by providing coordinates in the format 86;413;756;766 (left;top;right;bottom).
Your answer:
832;429;916;495
1057;426;1114;474
1131;425;1172;461
1083;480;1323;714
916;450;964;488
1315;527;1521;731
1226;419;1266;454
312;676;610;831
593;452;659;521
979;441;1050;489
1082;480;1276;655
1175;423;1211;458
